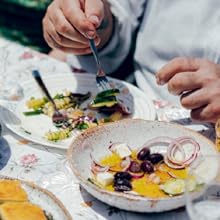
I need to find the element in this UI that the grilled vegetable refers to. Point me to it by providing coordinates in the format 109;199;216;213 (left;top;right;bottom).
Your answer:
23;109;43;116
90;89;120;108
96;89;120;98
90;96;118;108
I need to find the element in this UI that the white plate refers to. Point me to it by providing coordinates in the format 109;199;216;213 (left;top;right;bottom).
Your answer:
67;119;219;213
0;72;156;149
0;176;72;219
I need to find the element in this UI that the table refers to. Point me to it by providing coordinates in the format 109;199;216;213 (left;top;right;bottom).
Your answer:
0;37;216;220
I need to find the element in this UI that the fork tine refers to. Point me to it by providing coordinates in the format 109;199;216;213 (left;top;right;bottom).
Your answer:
97;79;111;90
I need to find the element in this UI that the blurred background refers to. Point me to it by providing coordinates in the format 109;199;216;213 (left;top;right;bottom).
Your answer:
0;0;52;53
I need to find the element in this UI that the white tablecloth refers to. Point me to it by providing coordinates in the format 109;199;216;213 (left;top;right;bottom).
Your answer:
0;38;216;220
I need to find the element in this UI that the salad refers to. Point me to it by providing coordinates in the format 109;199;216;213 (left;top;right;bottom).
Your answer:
23;89;130;141
89;136;202;198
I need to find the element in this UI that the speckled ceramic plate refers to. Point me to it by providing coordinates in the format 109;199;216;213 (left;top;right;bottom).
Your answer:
0;176;72;219
67;119;219;213
0;72;156;149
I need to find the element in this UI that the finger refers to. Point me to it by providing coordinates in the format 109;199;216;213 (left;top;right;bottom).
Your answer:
191;103;220;123
46;18;90;49
180;88;209;110
85;0;105;28
167;71;201;95
44;31;92;55
156;57;201;85
48;7;89;44
61;0;96;38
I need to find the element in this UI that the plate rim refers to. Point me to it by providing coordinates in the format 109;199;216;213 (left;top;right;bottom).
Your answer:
0;175;72;220
67;118;218;203
1;73;156;149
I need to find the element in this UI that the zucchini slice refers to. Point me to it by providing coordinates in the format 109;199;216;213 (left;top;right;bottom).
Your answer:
96;89;120;98
90;96;117;108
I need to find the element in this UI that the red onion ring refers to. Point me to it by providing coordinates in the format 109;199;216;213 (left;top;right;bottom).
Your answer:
164;155;185;169
137;136;177;158
129;171;145;179
168;137;200;166
108;142;132;153
90;153;109;174
121;156;131;171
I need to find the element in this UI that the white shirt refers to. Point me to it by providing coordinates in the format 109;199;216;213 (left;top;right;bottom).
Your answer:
67;0;220;103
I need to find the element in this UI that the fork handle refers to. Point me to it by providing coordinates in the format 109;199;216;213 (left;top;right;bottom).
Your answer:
32;70;57;110
89;39;102;70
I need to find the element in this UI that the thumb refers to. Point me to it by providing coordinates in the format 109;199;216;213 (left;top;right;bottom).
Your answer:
85;0;105;28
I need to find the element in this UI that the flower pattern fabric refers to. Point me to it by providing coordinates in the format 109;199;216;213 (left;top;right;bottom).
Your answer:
0;37;215;220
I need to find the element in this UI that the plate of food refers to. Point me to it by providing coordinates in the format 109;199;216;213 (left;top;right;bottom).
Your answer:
67;119;219;212
0;72;156;149
0;176;72;219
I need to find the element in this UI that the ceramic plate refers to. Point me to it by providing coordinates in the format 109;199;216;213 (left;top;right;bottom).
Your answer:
0;72;155;149
0;176;72;219
67;119;218;213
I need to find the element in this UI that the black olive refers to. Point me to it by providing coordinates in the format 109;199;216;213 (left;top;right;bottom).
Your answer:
114;184;132;192
114;178;131;186
148;153;164;164
137;147;150;161
114;172;132;181
128;161;142;173
114;179;132;192
141;161;154;174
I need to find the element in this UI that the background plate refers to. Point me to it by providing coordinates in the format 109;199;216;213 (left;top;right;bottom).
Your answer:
0;72;156;149
0;176;72;219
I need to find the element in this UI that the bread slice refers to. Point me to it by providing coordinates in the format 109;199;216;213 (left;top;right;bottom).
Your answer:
0;202;47;220
0;180;28;203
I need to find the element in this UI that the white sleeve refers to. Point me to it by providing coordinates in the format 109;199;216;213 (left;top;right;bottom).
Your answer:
67;0;147;74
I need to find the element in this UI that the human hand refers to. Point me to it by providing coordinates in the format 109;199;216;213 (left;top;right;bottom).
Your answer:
156;57;220;123
43;0;112;55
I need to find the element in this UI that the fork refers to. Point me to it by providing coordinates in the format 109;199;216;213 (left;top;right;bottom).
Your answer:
32;70;68;127
89;39;111;91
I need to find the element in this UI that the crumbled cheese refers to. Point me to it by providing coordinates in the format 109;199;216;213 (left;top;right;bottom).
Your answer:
114;143;132;158
96;172;114;187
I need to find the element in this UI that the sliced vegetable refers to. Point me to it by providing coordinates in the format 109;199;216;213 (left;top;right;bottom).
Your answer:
91;154;110;174
90;96;117;108
23;109;43;116
160;179;185;195
120;157;131;171
96;89;120;98
166;137;200;168
69;92;91;105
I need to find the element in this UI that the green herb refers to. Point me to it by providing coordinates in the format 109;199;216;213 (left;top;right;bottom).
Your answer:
88;178;102;188
76;122;89;130
24;130;31;135
104;117;111;123
53;94;64;100
23;109;43;116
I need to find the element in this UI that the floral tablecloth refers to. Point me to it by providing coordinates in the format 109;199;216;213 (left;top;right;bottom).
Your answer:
0;37;216;220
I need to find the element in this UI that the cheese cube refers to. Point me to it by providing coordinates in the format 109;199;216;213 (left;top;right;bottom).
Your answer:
114;143;132;158
96;172;114;187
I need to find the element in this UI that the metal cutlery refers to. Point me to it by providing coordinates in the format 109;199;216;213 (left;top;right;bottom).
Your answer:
32;70;67;127
89;39;111;91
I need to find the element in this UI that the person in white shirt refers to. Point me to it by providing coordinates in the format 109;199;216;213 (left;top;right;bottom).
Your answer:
42;0;220;123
